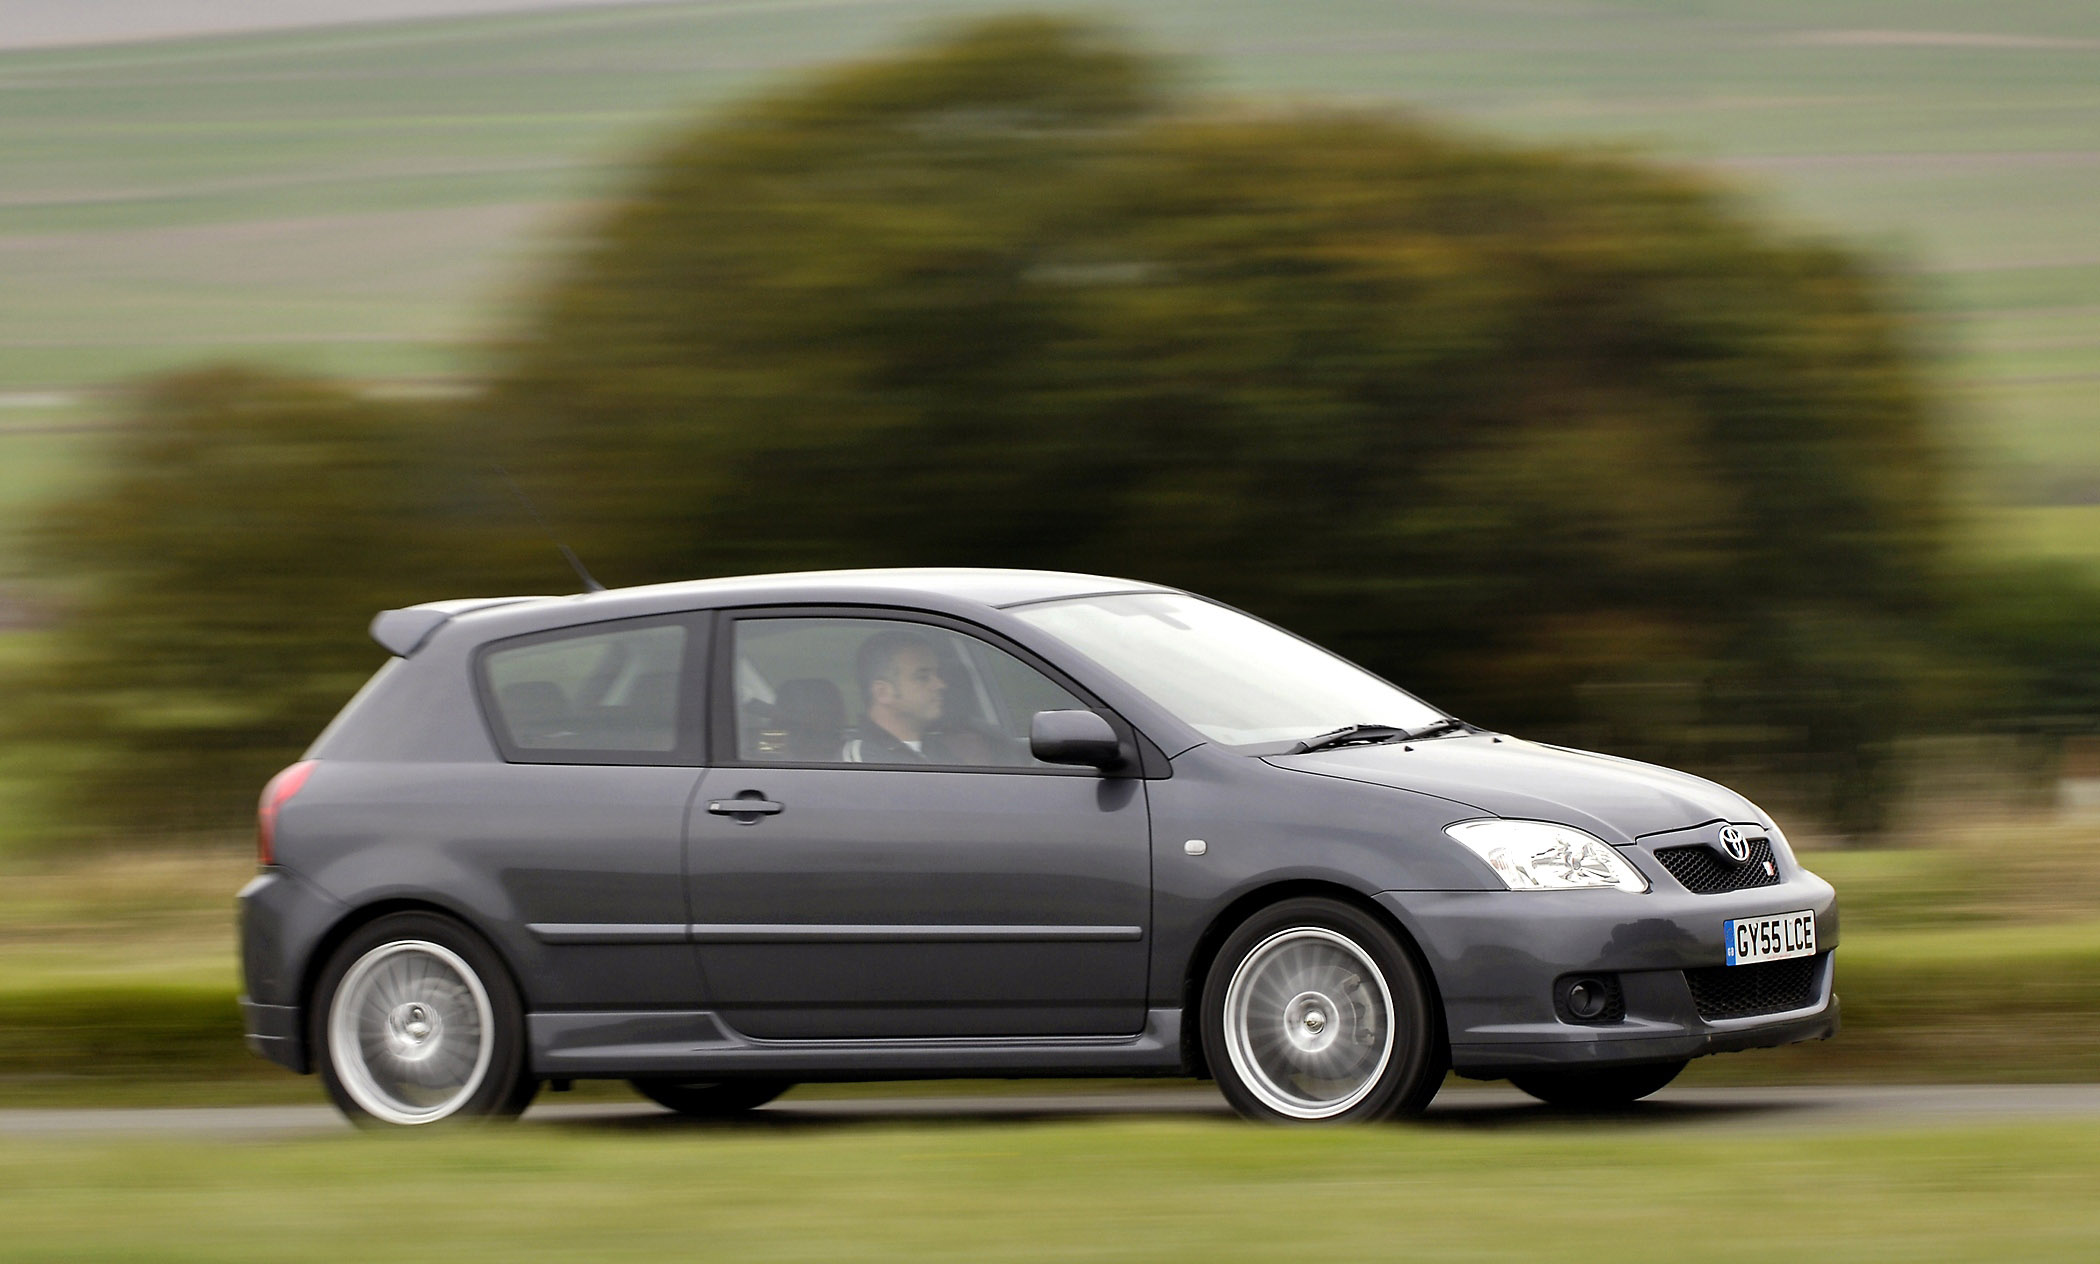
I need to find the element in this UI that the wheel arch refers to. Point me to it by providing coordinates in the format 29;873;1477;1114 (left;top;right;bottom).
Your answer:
297;897;530;1053
1179;880;1447;1079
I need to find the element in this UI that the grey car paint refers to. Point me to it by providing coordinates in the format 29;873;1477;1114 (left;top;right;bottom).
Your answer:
239;568;1836;1085
1274;737;1764;843
686;764;1152;1040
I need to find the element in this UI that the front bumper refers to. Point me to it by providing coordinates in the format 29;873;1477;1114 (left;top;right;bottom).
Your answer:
1377;869;1840;1077
1440;959;1838;1076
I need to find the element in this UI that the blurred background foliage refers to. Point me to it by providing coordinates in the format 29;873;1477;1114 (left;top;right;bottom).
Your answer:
17;369;537;830
7;15;2096;838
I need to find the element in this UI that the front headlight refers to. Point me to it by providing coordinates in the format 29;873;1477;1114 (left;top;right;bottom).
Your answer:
1444;819;1649;892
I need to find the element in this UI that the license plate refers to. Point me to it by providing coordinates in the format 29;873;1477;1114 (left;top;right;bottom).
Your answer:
1724;910;1817;966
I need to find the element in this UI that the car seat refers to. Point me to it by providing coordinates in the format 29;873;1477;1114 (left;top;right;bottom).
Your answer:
774;677;847;761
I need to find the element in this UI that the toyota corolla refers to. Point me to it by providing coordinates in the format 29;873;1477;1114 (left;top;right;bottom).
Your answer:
240;568;1837;1126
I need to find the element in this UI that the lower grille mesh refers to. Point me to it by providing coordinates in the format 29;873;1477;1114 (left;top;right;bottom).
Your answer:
1684;954;1822;1020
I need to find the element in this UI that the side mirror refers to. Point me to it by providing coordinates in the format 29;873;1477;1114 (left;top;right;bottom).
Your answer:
1030;709;1125;770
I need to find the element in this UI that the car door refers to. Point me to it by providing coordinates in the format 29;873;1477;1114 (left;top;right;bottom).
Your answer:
685;610;1153;1040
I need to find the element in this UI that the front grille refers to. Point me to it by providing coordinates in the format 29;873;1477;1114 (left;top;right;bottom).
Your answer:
1684;954;1822;1021
1657;838;1780;894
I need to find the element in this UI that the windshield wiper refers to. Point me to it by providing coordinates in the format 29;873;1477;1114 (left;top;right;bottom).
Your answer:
1292;718;1473;754
1292;723;1413;754
1402;717;1471;741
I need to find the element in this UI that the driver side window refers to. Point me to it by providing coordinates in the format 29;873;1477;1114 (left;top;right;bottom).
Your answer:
731;617;1086;768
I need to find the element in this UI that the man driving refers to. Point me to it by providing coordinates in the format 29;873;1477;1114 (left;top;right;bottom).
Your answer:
844;630;956;763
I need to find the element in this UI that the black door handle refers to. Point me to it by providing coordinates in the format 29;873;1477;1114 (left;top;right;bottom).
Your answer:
707;794;784;821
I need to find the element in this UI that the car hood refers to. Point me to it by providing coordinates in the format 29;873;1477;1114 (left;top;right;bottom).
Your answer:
1263;735;1757;843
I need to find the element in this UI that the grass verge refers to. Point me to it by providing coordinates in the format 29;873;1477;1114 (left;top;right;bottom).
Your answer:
4;1119;2099;1261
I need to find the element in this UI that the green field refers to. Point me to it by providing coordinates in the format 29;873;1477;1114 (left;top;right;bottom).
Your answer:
0;0;2096;535
3;23;2095;1250
7;0;2100;1082
4;1118;2099;1261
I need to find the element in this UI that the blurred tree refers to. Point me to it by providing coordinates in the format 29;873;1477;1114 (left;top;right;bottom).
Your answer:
32;17;2060;837
16;369;538;834
488;15;1959;831
1946;562;2100;737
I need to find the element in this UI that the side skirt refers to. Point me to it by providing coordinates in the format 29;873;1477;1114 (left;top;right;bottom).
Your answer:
529;1007;1188;1078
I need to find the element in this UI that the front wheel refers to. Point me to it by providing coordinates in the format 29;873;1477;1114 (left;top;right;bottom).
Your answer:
312;912;537;1127
1201;898;1445;1123
1509;1060;1687;1109
629;1079;793;1117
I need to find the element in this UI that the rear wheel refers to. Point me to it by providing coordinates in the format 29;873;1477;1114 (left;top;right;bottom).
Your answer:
1509;1060;1687;1109
629;1079;793;1117
1201;897;1445;1123
312;912;536;1128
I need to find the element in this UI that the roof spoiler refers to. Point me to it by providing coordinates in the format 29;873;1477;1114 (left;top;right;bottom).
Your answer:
370;597;546;657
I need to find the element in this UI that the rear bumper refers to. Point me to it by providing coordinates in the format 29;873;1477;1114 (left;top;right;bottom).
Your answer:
239;998;307;1073
237;866;339;1076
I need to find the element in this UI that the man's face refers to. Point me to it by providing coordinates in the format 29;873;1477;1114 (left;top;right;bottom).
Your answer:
877;646;945;727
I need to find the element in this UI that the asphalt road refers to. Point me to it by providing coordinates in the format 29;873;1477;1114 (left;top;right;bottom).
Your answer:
6;1084;2100;1138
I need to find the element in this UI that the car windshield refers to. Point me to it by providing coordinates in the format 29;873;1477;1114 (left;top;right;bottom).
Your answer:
1012;592;1444;749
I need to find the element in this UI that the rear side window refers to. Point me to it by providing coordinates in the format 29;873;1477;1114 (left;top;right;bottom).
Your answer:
482;620;692;760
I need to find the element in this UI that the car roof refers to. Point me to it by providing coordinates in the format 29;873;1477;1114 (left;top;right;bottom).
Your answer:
372;568;1172;655
601;567;1164;609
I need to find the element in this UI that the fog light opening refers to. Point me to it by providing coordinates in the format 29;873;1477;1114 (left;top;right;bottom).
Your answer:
1554;974;1625;1025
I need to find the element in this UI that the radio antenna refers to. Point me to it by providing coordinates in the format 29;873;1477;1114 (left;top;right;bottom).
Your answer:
494;465;605;593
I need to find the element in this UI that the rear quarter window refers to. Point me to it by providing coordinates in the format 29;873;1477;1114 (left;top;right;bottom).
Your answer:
482;620;691;759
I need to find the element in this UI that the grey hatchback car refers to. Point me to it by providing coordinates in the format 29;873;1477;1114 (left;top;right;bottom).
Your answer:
241;568;1837;1126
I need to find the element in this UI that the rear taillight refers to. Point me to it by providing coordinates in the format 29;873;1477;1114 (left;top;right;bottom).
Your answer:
257;760;317;867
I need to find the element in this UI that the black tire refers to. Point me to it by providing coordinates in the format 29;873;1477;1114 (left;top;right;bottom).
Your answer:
1509;1059;1687;1109
310;912;536;1128
629;1079;794;1117
1200;897;1446;1123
